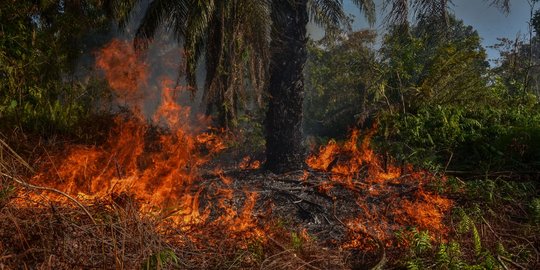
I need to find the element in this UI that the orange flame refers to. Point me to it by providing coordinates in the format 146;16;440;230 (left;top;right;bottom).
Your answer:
239;156;261;170
28;39;263;244
307;128;453;248
95;39;147;110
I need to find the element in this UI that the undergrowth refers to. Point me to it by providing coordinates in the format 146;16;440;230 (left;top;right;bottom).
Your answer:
399;178;540;269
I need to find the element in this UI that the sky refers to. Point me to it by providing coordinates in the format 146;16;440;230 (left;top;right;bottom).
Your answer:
332;0;535;61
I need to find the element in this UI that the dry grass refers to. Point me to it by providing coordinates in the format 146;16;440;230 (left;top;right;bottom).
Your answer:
0;201;168;269
0;197;352;269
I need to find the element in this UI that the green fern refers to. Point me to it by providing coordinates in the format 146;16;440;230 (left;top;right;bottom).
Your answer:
448;241;465;270
482;253;497;270
472;225;482;256
496;242;507;257
435;243;450;267
413;230;432;255
456;208;473;234
406;258;423;270
290;231;303;251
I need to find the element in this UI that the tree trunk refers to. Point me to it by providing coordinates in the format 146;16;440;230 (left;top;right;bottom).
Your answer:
265;0;308;173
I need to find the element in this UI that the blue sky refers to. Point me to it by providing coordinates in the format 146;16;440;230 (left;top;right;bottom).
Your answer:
336;0;534;60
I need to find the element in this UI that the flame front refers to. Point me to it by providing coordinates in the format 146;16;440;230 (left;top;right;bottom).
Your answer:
307;128;453;248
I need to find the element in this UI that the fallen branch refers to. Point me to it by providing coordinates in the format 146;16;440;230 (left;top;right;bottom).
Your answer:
0;138;34;173
265;236;323;270
0;137;96;225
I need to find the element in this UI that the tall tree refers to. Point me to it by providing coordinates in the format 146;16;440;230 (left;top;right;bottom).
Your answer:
110;0;375;171
264;0;375;172
264;0;310;172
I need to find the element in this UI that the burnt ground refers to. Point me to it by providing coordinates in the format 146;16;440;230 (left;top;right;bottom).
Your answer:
163;163;452;268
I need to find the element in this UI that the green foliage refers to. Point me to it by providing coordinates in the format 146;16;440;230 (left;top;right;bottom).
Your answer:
435;243;451;267
401;229;496;270
379;16;489;113
464;179;537;206
399;229;432;269
379;72;540;172
472;224;482;256
226;112;266;156
304;13;540;173
142;249;179;270
247;240;265;264
412;229;432;255
304;30;380;137
433;242;467;270
380;104;483;169
491;34;540;95
444;180;539;269
401;202;532;269
0;0;110;135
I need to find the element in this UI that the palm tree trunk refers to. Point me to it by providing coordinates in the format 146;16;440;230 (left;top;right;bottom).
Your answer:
265;0;308;173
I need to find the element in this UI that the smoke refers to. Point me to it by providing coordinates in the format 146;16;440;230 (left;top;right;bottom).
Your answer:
73;0;206;124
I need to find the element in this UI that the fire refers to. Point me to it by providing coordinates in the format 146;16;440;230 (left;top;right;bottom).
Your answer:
95;39;147;109
307;128;453;248
239;156;261;170
20;38;453;259
307;128;402;185
28;39;263;244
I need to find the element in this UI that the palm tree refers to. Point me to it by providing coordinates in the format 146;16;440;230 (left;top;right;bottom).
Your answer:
383;0;511;29
264;0;375;172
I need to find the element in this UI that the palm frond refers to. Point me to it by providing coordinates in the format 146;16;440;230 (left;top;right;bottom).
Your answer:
104;0;139;29
412;0;449;23
307;0;348;29
134;0;187;50
350;0;376;26
184;29;206;93
382;0;410;26
489;0;511;14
